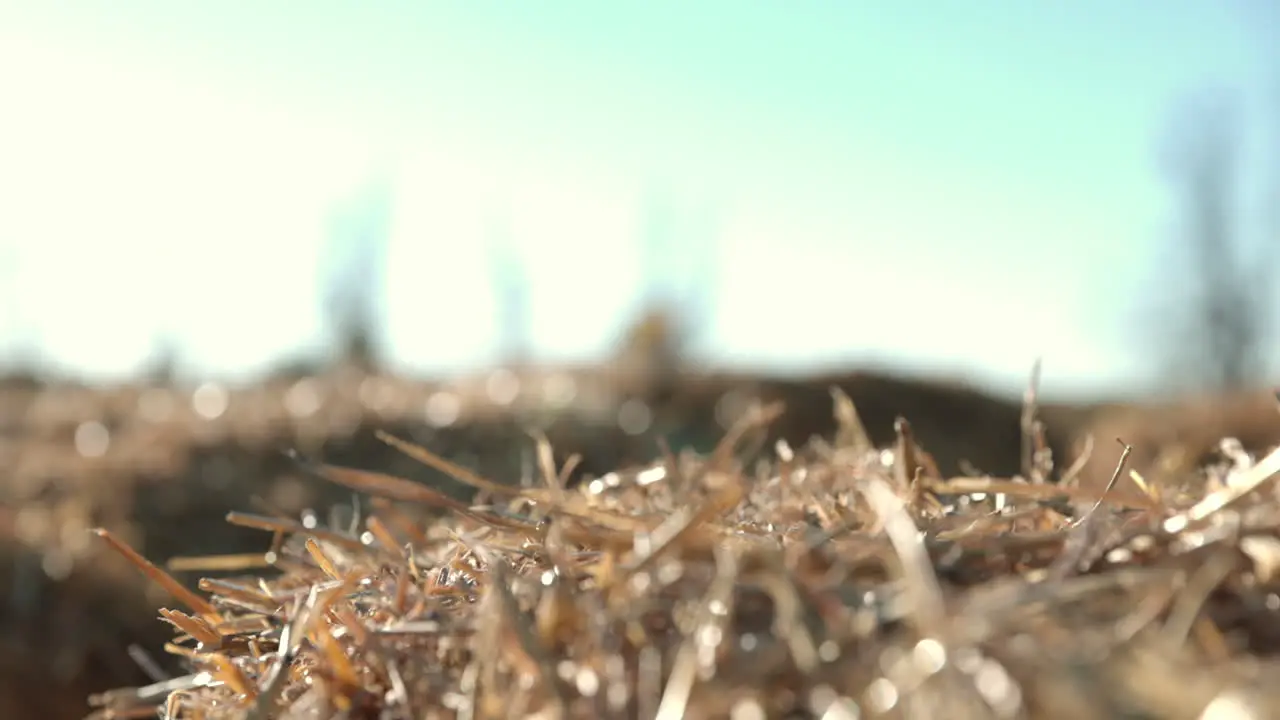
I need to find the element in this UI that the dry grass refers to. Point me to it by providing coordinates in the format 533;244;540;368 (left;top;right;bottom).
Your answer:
3;364;1046;720
86;388;1280;719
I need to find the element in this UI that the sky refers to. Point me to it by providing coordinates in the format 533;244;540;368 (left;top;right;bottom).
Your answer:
0;2;1275;399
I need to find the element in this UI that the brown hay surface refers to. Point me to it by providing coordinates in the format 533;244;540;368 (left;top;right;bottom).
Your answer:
0;366;1041;575
2;366;671;720
87;392;1280;720
2;365;1042;720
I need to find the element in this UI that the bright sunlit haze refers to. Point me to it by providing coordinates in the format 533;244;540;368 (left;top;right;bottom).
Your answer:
0;3;1275;399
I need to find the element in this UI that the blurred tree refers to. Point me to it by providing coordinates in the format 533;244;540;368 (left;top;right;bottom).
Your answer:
617;184;718;375
0;244;45;387
322;171;392;372
142;333;181;384
680;199;719;358
485;196;532;367
1149;88;1273;392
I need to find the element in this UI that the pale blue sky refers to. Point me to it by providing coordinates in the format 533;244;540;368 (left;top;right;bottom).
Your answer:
0;2;1274;397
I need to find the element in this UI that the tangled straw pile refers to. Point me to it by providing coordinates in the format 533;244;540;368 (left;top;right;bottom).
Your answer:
88;391;1280;719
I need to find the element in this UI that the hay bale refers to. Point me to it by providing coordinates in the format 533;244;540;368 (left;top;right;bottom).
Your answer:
88;396;1280;719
